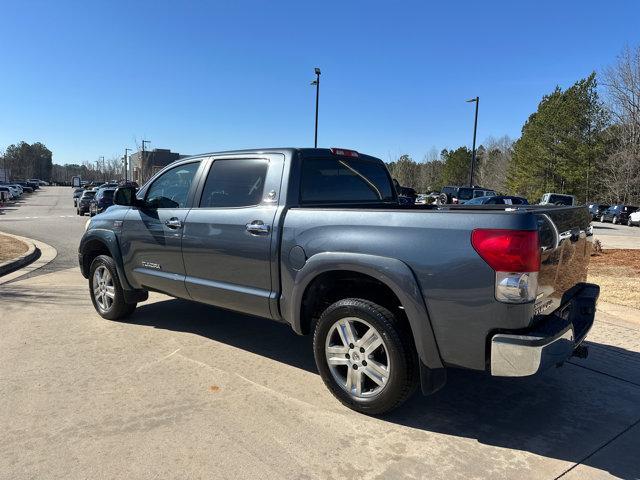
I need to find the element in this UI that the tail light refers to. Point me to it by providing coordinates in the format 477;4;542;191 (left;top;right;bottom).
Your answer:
330;148;359;158
471;229;540;304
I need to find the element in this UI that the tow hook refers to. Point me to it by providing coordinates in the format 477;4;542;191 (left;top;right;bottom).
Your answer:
572;344;589;359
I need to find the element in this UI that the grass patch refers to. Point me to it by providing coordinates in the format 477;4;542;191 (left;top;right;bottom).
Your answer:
588;249;640;309
0;233;29;263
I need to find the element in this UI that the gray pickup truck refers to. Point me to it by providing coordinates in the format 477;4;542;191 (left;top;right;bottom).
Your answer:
79;147;599;414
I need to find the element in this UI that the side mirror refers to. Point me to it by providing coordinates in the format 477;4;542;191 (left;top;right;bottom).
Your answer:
114;186;138;206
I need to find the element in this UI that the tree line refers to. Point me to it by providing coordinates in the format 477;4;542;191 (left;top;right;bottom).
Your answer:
388;46;640;204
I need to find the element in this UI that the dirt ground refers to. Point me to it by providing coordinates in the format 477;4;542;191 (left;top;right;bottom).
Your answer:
0;233;28;263
588;249;640;309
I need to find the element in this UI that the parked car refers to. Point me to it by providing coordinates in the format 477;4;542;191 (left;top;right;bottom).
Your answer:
89;188;116;216
73;188;85;206
16;182;34;193
0;186;13;201
438;186;496;204
600;205;638;224
79;147;598;415
464;195;529;205
628;210;640;227
588;204;610;221
540;193;577;206
77;190;97;216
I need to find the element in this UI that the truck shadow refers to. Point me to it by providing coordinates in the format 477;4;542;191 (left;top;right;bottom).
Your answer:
129;298;640;479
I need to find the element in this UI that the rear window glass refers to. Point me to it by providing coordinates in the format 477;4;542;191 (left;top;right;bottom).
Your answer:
300;158;394;204
457;188;473;200
548;194;573;205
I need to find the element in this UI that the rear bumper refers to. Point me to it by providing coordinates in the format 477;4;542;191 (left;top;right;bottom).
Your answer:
490;283;599;377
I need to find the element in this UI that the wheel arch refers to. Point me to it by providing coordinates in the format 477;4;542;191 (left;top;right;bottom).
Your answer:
289;252;444;373
79;230;132;290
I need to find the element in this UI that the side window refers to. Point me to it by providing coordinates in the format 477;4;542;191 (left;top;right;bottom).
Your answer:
145;162;199;209
199;159;268;208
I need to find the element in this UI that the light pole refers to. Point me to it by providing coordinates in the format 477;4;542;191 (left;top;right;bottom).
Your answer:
466;96;479;187
311;68;321;148
99;156;106;182
141;140;150;181
124;148;131;182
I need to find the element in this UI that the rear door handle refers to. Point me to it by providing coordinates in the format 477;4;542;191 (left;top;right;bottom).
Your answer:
246;220;270;235
165;217;183;229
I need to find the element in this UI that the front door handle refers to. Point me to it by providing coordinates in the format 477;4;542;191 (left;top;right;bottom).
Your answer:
165;217;183;229
246;220;270;235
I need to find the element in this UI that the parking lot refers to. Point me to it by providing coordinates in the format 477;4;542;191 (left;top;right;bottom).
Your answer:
592;222;640;249
0;187;638;479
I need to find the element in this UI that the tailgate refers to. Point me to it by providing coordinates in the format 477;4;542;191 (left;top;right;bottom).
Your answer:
535;205;593;315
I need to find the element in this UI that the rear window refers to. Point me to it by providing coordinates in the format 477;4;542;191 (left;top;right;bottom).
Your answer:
548;194;573;205
457;188;474;200
300;158;395;204
102;190;115;199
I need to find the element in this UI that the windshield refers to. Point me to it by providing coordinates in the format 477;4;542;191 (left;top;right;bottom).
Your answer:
300;157;395;204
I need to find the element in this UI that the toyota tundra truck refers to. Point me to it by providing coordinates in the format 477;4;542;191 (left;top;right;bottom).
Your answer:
79;148;599;414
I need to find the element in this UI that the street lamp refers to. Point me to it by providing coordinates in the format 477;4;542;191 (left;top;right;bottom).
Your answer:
311;67;321;148
124;148;131;182
99;156;105;182
466;96;479;187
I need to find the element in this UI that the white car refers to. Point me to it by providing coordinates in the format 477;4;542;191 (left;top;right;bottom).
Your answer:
628;210;640;227
7;185;21;198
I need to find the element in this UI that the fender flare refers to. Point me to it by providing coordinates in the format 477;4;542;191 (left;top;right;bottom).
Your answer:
289;252;444;372
79;229;133;291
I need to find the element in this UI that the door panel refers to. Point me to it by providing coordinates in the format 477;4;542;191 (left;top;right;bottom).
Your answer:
181;155;284;318
119;161;201;297
182;206;277;317
121;207;191;297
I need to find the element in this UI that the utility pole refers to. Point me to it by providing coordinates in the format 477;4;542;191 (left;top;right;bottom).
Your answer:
141;140;150;182
124;148;131;182
96;159;101;182
466;96;479;187
311;68;321;148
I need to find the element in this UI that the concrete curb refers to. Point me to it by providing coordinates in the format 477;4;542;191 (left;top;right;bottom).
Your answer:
0;233;57;285
0;233;40;276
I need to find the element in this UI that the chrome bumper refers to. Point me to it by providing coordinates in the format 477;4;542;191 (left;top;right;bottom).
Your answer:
491;283;599;377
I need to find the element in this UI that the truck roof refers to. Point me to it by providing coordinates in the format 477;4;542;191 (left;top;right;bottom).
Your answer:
180;148;383;163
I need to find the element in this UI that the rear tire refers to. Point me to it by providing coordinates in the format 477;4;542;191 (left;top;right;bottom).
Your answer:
613;216;619;225
89;255;137;320
600;215;606;223
313;298;418;415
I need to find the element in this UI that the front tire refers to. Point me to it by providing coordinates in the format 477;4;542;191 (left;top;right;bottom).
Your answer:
600;215;606;223
89;255;137;320
613;216;619;225
313;298;418;415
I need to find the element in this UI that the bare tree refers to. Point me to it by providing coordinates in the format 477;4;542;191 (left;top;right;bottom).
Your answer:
602;45;640;203
476;136;513;193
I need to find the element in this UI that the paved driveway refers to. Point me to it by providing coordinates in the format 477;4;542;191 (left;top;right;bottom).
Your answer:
592;221;640;249
1;188;639;479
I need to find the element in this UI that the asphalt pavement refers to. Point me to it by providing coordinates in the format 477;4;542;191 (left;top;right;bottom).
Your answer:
1;187;639;479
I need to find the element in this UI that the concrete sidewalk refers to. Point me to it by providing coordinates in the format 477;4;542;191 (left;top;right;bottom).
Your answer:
1;267;639;479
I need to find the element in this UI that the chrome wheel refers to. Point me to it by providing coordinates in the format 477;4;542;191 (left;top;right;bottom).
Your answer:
93;265;115;312
325;317;390;398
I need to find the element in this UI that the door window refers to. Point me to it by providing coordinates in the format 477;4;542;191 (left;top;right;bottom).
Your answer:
199;159;269;208
145;162;199;209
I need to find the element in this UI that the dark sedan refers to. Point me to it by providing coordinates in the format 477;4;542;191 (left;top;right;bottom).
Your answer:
89;188;116;216
464;195;529;205
600;205;638;224
77;190;96;215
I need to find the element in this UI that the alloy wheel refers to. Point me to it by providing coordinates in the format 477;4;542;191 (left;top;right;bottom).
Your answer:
93;265;115;312
325;317;390;398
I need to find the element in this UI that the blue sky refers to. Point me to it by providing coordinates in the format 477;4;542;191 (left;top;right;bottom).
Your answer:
1;0;638;165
